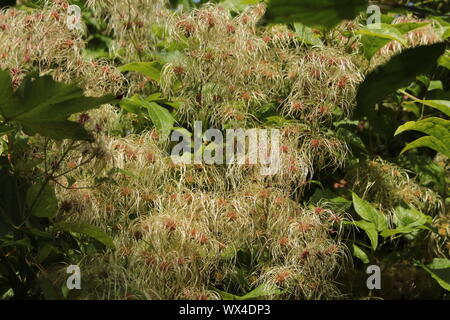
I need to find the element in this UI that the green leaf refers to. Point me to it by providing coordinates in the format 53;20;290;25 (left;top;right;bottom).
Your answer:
212;288;239;300
120;96;176;139
359;24;406;60
21;120;93;141
118;62;163;83
399;136;450;158
380;203;432;238
395;118;450;157
360;21;429;60
395;117;450;142
213;284;282;300
399;154;446;194
120;95;146;116
0;169;26;236
352;192;387;232
428;80;443;91
443;27;450;39
55;222;115;249
220;0;261;11
265;116;289;126
26;183;58;218
355;43;446;116
0;70;18;120
438;51;450;70
240;284;282;300
352;243;370;263
309;188;352;210
0;70;115;140
418;100;450;117
0;124;13;135
36;242;58;263
143;101;175;140
348;220;378;250
37;276;59;300
220;244;237;260
392;22;429;35
394;204;432;228
146;92;167;103
380;225;430;238
415;258;450;291
294;23;324;46
0;237;32;249
264;0;367;30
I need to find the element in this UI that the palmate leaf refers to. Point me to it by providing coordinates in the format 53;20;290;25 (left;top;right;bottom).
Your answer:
355;43;446;117
0;70;116;140
264;0;368;30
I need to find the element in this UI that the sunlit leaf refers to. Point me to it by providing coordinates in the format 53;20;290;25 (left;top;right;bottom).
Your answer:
400;136;450;158
395;117;450;157
352;243;370;263
55;222;115;249
418;100;450;117
118;62;163;83
352;192;387;232
359;24;406;60
395;117;450;143
349;220;378;250
0;70;115;140
294;23;324;46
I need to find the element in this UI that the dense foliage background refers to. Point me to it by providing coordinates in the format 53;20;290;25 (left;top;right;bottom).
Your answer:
0;0;449;300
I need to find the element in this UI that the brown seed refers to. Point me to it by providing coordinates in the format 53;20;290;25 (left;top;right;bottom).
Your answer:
276;271;291;283
67;161;77;169
165;220;177;231
279;237;289;246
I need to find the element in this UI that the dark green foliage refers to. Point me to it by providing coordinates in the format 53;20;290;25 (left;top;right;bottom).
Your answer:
264;0;368;30
0;70;115;299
